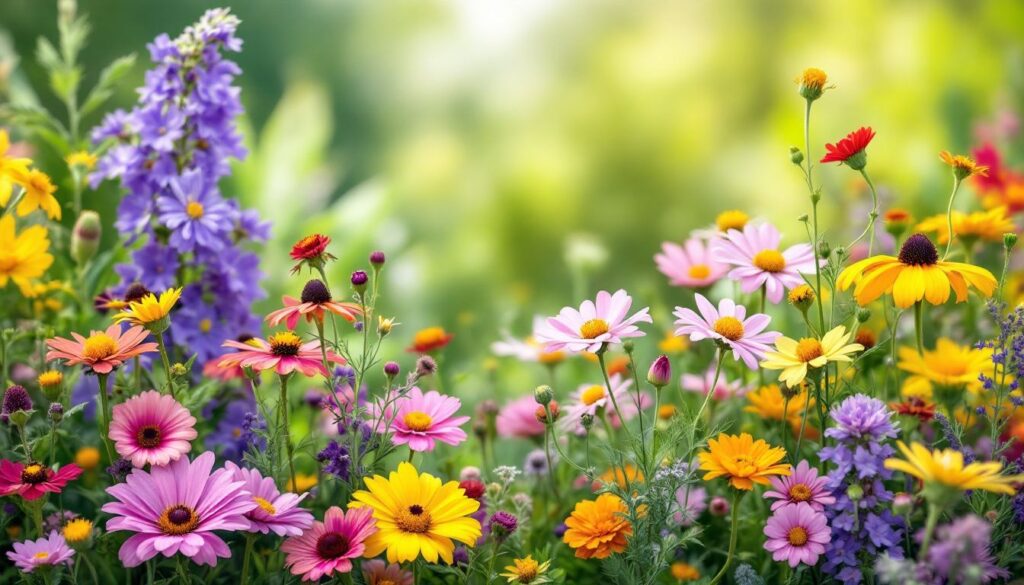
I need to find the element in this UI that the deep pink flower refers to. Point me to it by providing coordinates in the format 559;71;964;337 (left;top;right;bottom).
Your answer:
655;238;729;288
535;289;652;353
281;506;377;581
0;460;82;501
764;460;836;512
225;461;314;537
763;502;831;568
386;387;469;452
710;223;818;304
6;531;74;572
673;293;780;370
496;395;546;439
109;390;197;468
217;331;345;377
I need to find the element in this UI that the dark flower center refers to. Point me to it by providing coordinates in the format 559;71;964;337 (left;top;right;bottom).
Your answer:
20;464;48;484
123;283;153;304
269;332;302;357
137;425;162;448
158;504;200;535
301;279;332;304
898;233;939;266
316;532;350;558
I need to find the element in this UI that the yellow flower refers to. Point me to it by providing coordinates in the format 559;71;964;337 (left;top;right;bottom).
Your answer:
37;370;63;388
599;465;644;489
0;214;53;296
62;518;94;544
0;130;31;209
500;555;551;584
113;287;182;326
787;284;815;308
900;376;934;401
286;472;318;493
760;326;863;388
715;210;749;232
658;330;690;354
940;151;989;180
698;432;790;490
836;233;996;308
915;207;1015;245
885;441;1024;496
796;67;830;100
670;561;701;582
349;462;481;564
74;447;101;470
14;168;61;220
897;338;992;394
745;384;813;424
562;493;632;559
65;150;97;170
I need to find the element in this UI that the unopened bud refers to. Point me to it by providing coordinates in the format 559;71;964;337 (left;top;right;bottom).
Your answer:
533;385;553;406
646;355;671;388
857;308;871;323
71;211;101;265
817;241;831;259
789;146;804;165
48;403;64;423
846;484;864;501
1005;233;1017;250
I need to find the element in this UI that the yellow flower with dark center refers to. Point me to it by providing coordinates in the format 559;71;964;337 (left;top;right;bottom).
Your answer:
0;214;53;297
112;287;182;326
940;151;988;180
915;207;1015;245
715;210;749;232
698;432;790;490
745;384;813;424
62;518;94;544
897;338;991;394
562;493;632;559
349;462;481;564
760;326;863;388
885;441;1024;496
500;555;551;584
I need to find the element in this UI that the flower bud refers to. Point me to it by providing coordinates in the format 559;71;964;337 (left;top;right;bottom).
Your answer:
846;484;864;501
71;210;101;265
1005;233;1018;250
2;385;33;426
622;340;635;354
415;356;437;378
489;511;518;542
350;270;368;294
533;385;553;406
789;146;804;165
535;401;560;424
856;308;871;323
709;496;730;516
817;240;831;259
797;68;828;102
883;208;912;238
787;285;815;313
383;361;400;380
37;370;63;402
48;402;63;423
459;466;481;482
579;412;594;430
369;250;386;267
646;355;671;388
892;492;913;515
376;316;396;337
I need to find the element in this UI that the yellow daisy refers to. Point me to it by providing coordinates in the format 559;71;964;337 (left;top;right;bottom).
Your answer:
0;214;53;296
349;462;481;564
884;441;1024;496
112;287;182;328
744;384;813;424
0;130;31;209
760;326;863;388
915;207;1015;245
939;151;988;180
897;338;992;394
14;168;61;220
65;150;98;170
500;555;551;584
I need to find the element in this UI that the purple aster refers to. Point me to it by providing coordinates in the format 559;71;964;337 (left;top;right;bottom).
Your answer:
923;515;1008;583
157;170;235;252
825;394;898;442
116;241;180;292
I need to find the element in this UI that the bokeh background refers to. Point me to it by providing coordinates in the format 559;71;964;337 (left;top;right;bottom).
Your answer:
2;0;1024;393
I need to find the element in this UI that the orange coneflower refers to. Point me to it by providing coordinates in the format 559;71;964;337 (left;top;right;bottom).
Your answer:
562;493;632;559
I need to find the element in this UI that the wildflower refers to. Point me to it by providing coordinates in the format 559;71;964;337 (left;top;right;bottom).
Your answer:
65;150;97;170
377;316;397;336
884;441;1024;497
46;324;157;375
562;493;632;559
673;485;708;526
597;465;644;489
536;401;561;424
745;384;813;426
71;210;102;265
709;496;730;516
383;361;400;379
501;555;551;584
349;462;482;564
489;511;518;541
0;214;54;296
923;515;1008;583
15;169;61;220
290;234;336;273
787;284;815;311
0;129;31;206
6;532;74;572
287;473;318;493
764;460;835;512
1;385;33;424
681;363;747;399
497;396;547;439
760;326;863;388
715;210;750;232
820;126;875;170
266;279;363;329
102;451;255;567
561;374;635;434
62;518;94;547
883;208;912;237
915;207;1014;245
363;559;414;585
317;440;351;481
889;397;935;421
711;223;819;303
763;503;831;567
281;506;376;580
535;289;651;353
658;330;689;354
836;233;997;308
74;447;101;470
37;371;62;394
670;561;700;581
940;151;989;180
108;390;197;468
647;354;671;387
407;326;454;353
205;399;266;462
699;433;790;490
217;331;345;377
523;449;552;477
654;238;729;288
0;460;82;500
796;67;829;101
111;287;181;332
415;355;437;378
897;338;991;393
673;293;780;370
157;169;235;252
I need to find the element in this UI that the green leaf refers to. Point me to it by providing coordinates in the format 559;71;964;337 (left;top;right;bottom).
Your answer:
0;104;70;152
34;37;61;72
80;54;137;118
49;65;82;104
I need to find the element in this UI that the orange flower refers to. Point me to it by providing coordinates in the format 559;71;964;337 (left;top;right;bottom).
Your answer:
45;324;158;375
698;432;790;490
407;326;454;353
562;493;632;559
940;151;988;180
266;279;363;329
289;234;335;274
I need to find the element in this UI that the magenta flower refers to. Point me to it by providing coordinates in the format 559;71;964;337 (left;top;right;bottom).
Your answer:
710;223;818;303
673;293;779;370
496;395;546;439
281;506;377;581
655;238;729;288
386;387;470;452
6;531;74;572
0;460;82;501
764;460;836;512
224;461;314;537
102;451;256;567
535;289;652;353
763;502;831;568
680;363;747;400
108;390;197;468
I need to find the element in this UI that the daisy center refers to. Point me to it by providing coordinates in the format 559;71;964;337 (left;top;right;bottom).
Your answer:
0;253;17;273
787;526;808;546
301;279;332;304
753;249;786;273
186;200;204;219
396;504;432;534
579;319;610;340
716;210;749;232
403;411;433;431
268;331;302;357
83;333;118;360
158;505;200;535
581;385;606;406
514;559;540;582
20;464;47;484
898;233;939;266
795;339;824;363
253;496;276;515
136;425;162;448
33;552;49;560
688;264;711;279
788;483;812;502
712;317;744;341
199;318;212;333
315;532;350;558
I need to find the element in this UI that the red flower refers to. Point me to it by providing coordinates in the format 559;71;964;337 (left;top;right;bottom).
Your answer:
821;126;875;165
889;398;935;422
459;479;486;499
289;234;336;273
406;326;454;353
0;460;82;500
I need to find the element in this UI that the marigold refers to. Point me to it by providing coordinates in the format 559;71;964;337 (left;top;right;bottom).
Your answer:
760;326;863;388
562;493;632;559
796;67;829;101
407;326;454;353
698;432;790;490
884;441;1024;496
62;518;93;544
0;215;54;297
940;150;989;180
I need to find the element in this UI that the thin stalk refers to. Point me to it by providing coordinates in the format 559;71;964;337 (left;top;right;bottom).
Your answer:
708;490;745;585
919;502;943;559
240;533;255;584
913;301;925;356
802;99;827;332
942;176;963;260
155;332;174;398
279;374;296;489
95;373;115;464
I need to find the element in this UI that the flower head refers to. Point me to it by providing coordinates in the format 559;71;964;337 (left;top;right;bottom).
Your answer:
698;432;790;490
0;214;54;297
711;223;819;303
681;364;747;400
535;289;651;353
760;326;863;388
289;234;336;273
673;485;708;526
16;169;61;220
561;374;636;434
797;67;829;101
266;280;363;329
2;385;33;423
496;396;547;439
217;332;345;377
821;126;875;170
715;210;749;232
386;387;470;452
884;441;1024;497
562;493;632;559
825;394;898;443
157;169;234;252
112;287;181;331
940;151;989;180
764;460;835;512
501;555;552;584
62;518;94;547
407;326;454;353
673;293;780;370
670;561;701;582
915;207;1015;245
655;238;729;288
763;503;831;568
109;390;197;468
897;338;991;393
0;460;82;500
281;506;376;581
363;559;414;585
6;531;75;572
46;324;157;375
745;384;814;426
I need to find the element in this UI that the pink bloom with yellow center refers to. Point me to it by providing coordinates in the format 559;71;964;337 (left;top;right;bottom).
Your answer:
6;532;75;573
655;237;729;288
764;460;835;512
109;390;198;468
45;324;158;375
710;223;819;304
0;460;82;501
281;506;377;581
673;293;780;370
217;331;345;377
535;289;652;353
386;387;470;452
561;373;635;435
763;502;831;568
225;461;314;537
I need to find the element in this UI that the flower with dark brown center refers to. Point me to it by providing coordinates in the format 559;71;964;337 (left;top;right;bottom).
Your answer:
137;425;162;448
20;463;48;484
301;279;332;304
158;504;200;535
897;234;939;266
316;532;350;559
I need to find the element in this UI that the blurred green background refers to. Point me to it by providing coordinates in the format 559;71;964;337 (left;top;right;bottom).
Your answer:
2;0;1024;390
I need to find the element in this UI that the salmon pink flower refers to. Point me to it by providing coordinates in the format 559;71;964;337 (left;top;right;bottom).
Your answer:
45;324;158;375
266;279;363;329
225;461;314;537
217;331;345;377
281;506;377;581
108;390;198;468
655;238;729;288
673;293;780;370
0;460;82;500
535;289;652;353
386;387;470;452
710;223;818;304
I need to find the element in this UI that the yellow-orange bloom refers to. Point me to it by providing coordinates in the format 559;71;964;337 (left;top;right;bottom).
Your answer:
0;214;53;297
745;384;813;424
915;207;1015;245
940;151;988;180
562;493;632;559
897;338;992;394
698;432;790;490
112;288;182;327
885;441;1024;496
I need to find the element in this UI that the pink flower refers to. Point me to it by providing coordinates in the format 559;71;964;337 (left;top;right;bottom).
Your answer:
710;223;818;304
224;461;314;537
387;387;470;452
560;374;634;435
281;506;377;581
109;390;198;468
673;485;708;526
6;531;74;572
0;460;82;501
362;559;414;585
763;502;831;568
535;289;652;353
764;460;836;512
217;331;345;377
655;238;729;288
265;279;363;330
673;293;780;370
680;364;747;400
496;395;546;439
45;324;157;375
102;451;256;567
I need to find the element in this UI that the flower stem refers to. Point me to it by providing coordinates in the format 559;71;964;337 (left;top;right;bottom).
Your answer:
802;99;827;333
95;373;115;464
708;490;745;585
240;534;254;584
155;332;174;398
693;349;725;427
919;502;943;559
913;301;925;356
279;374;296;490
942;176;963;260
850;168;880;256
543;422;561;503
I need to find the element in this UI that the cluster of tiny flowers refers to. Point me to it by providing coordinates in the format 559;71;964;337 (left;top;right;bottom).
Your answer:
205;398;266;462
90;8;270;364
876;515;1007;584
933;412;975;464
316;440;351;481
976;301;1024;430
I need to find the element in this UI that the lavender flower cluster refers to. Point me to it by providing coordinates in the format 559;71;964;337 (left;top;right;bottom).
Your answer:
90;8;269;364
876;515;1007;584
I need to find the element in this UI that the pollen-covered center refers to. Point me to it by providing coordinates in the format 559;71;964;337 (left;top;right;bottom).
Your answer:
795;339;824;363
33;551;49;560
581;385;606;406
788;483;812;502
158;505;200;535
253;496;277;515
787;526;809;546
199;318;212;333
20;464;47;484
688;264;711;279
186;200;204;219
579;319;609;340
396;504;432;534
268;331;302;357
316;532;350;558
137;425;162;448
713;316;744;341
753;249;786;273
716;210;749;232
83;333;118;361
403;411;433;432
898;233;939;266
301;279;332;304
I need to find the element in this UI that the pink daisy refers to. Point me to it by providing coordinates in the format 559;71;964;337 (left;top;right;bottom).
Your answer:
102;451;256;567
386;387;470;452
764;460;836;512
108;390;198;468
673;485;708;526
0;460;82;501
265;279;363;330
560;373;634;434
45;323;157;375
217;331;345;377
655;238;729;288
6;531;74;573
673;293;780;370
224;461;314;537
763;502;831;568
281;506;377;582
496;395;547;439
680;364;748;400
710;223;818;304
362;559;414;585
534;289;652;353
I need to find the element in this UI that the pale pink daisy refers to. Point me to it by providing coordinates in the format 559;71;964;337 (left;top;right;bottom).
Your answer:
655;238;729;288
673;293;780;370
710;223;818;303
680;364;748;399
108;390;198;468
496;395;546;439
225;462;314;537
6;531;74;573
763;502;831;568
386;387;470;452
534;289;652;353
560;373;634;434
281;506;377;581
764;460;835;512
216;331;345;377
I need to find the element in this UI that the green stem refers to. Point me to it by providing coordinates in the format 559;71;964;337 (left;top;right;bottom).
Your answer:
240;534;254;585
32;501;43;539
913;301;925;356
803;99;827;332
279;374;296;490
155;332;174;398
942;176;963;260
95;373;115;464
693;349;725;427
543;421;561;503
919;502;943;559
855;169;880;256
708;490;744;585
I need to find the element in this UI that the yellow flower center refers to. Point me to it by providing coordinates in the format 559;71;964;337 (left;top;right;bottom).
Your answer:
581;385;606;406
253;496;276;515
38;370;62;387
753;249;786;273
0;252;17;273
186;200;204;219
20;464;46;484
403;411;433;431
579;318;610;340
788;483;812;502
268;331;302;357
713;316;744;341
33;552;49;560
158;505;200;535
716;210;749;232
795;339;824;363
199;318;212;333
82;333;118;360
513;558;540;582
688;264;711;279
62;519;93;543
787;526;808;546
395;504;432;534
799;68;827;90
